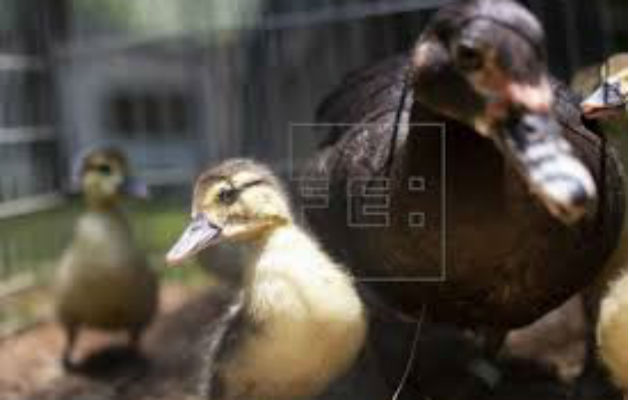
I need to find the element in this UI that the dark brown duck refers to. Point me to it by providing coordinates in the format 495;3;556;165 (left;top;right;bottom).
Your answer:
300;0;625;331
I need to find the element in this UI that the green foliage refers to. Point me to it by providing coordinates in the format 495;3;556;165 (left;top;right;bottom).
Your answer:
0;197;205;285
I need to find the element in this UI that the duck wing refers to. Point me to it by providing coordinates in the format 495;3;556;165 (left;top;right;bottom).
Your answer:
312;55;412;176
317;55;410;133
298;55;412;266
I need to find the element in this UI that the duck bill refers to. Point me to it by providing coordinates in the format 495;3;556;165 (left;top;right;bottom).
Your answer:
493;112;597;224
581;81;627;120
166;215;222;265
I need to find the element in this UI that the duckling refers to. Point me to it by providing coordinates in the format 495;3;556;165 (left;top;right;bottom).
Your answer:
55;146;158;368
580;60;628;393
597;270;628;392
166;159;366;400
581;53;628;168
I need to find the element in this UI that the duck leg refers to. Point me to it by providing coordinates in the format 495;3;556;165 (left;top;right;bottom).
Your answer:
61;323;79;370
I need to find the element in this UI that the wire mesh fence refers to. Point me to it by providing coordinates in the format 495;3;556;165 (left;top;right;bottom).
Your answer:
0;0;626;291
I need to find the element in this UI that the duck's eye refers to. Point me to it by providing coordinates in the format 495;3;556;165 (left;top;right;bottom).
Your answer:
455;43;484;72
95;164;112;175
217;188;238;205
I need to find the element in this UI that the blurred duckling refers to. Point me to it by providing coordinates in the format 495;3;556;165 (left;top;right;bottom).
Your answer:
597;271;628;393
166;159;366;400
55;146;158;368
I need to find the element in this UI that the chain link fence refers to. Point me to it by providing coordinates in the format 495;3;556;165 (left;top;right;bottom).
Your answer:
0;0;626;292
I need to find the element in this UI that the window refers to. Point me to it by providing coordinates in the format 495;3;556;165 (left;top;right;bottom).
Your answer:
105;90;192;139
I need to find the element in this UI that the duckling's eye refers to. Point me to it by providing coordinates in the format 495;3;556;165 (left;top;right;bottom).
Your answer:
217;188;238;205
455;43;484;72
95;164;112;175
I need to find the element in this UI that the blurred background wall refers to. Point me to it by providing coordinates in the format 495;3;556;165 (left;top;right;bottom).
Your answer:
0;0;626;298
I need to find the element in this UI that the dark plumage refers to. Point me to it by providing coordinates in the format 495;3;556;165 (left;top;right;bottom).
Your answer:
300;0;625;335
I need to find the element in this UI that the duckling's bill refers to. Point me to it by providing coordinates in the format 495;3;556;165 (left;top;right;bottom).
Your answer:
166;214;222;265
581;60;628;119
581;80;628;120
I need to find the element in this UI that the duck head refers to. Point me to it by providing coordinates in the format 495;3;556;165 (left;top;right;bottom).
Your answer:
411;0;596;223
166;159;291;265
73;146;148;210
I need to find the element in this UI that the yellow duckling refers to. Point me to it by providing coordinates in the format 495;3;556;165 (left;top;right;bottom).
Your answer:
166;159;366;400
597;270;628;392
581;56;628;394
55;146;158;368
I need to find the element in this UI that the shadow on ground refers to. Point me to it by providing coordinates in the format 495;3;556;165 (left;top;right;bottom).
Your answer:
0;287;622;400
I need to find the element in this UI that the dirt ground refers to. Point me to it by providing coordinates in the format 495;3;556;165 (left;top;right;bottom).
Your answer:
0;283;212;400
0;285;623;400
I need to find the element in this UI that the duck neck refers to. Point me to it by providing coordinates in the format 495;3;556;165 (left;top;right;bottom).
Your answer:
236;224;291;292
394;94;510;227
72;199;134;255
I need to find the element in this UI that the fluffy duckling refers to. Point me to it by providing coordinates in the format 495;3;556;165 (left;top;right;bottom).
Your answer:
166;159;366;400
55;146;158;368
575;62;628;395
597;271;628;392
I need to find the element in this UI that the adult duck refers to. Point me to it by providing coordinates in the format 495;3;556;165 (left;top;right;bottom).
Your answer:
300;0;625;340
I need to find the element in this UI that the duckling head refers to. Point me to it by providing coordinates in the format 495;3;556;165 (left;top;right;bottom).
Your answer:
73;146;147;209
582;54;628;120
166;159;291;265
